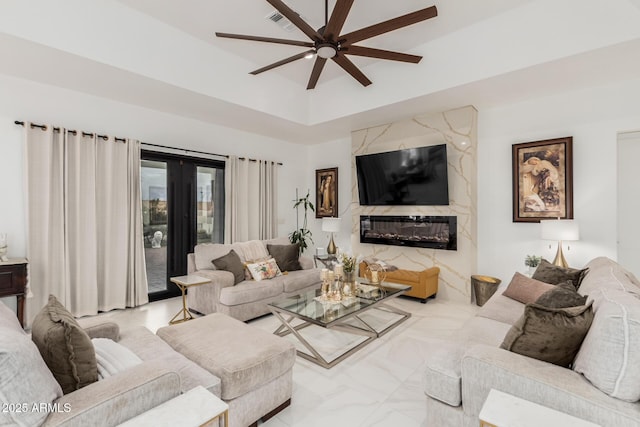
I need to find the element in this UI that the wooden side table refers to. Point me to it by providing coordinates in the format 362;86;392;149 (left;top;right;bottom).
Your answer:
479;389;600;427
117;385;228;427
169;275;211;324
0;258;28;327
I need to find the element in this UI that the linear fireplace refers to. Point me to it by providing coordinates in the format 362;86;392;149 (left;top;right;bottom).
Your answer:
360;215;457;251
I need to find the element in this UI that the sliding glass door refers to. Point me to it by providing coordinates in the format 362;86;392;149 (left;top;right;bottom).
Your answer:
141;151;224;301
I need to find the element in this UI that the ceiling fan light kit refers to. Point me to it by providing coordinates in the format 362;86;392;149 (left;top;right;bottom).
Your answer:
216;0;438;89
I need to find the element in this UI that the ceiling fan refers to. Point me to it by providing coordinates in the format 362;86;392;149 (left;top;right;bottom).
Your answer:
216;0;438;89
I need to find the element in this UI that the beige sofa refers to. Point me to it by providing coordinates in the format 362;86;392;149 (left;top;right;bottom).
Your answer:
423;257;640;427
187;237;321;321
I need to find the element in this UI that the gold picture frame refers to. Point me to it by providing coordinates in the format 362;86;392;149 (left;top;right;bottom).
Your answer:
512;137;573;223
315;167;338;218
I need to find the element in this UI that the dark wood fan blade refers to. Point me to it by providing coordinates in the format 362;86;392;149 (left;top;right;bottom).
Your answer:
332;53;372;87
323;0;354;41
343;45;422;63
266;0;323;41
216;32;314;47
340;5;437;46
307;57;327;90
250;50;315;75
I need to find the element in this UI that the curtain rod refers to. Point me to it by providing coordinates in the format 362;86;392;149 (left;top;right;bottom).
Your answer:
14;120;283;165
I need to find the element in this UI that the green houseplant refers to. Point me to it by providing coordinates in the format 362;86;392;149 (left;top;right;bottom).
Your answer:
289;189;314;255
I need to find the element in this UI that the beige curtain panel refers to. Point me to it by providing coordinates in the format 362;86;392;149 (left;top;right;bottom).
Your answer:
24;123;148;326
224;156;278;243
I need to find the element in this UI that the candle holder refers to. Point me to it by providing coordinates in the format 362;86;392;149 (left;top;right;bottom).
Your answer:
364;263;387;285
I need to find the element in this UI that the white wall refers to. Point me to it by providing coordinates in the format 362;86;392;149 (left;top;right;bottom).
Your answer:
478;77;640;283
0;74;310;263
305;137;353;256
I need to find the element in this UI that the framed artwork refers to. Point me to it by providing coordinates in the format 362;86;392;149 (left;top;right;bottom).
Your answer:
512;137;573;223
315;167;338;218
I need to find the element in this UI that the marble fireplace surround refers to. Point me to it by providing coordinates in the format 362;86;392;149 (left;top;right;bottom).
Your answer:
351;106;477;303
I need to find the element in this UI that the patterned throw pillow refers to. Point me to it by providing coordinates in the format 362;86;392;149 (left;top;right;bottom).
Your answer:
246;258;283;281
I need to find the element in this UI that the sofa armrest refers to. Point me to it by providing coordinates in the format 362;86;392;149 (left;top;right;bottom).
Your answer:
186;270;235;315
299;256;314;270
77;318;120;341
42;360;180;427
461;344;640;427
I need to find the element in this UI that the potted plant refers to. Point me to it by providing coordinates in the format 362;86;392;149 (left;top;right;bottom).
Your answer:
524;255;542;275
289;189;314;255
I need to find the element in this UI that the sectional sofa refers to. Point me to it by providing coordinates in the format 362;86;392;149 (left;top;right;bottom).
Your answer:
423;257;640;426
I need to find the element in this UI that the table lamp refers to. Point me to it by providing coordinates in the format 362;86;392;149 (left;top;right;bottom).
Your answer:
540;219;579;268
321;217;341;255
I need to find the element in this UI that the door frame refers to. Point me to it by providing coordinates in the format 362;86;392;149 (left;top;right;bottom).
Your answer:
142;150;225;301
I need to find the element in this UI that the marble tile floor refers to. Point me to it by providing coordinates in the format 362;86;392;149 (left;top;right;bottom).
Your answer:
93;296;478;427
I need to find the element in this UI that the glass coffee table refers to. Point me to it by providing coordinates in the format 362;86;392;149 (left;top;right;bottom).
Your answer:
268;281;411;368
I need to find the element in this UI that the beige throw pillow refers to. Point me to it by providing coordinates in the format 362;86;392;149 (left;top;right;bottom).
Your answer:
502;272;555;304
31;295;98;394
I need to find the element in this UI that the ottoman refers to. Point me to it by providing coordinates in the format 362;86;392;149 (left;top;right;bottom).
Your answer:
157;313;295;427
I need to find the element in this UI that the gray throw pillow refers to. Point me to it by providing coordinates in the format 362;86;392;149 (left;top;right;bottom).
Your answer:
535;281;587;308
267;243;302;272
31;295;98;394
212;249;245;285
531;259;588;288
500;301;594;368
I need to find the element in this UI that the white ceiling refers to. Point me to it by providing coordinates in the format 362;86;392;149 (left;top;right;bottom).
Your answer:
1;0;640;143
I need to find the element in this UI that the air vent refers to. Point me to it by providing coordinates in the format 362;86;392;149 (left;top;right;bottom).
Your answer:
265;10;296;32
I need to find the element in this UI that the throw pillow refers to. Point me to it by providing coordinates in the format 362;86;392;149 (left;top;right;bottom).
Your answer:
212;249;245;285
246;258;283;281
267;243;302;272
502;272;555;304
0;327;63;426
535;281;587;308
500;301;594;368
573;290;640;402
532;259;588;288
31;295;98;394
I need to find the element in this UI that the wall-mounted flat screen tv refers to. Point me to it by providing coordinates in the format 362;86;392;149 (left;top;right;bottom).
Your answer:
356;144;449;206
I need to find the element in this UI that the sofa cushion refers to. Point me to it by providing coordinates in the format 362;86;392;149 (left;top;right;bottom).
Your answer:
578;257;640;301
31;295;98;394
502;272;555;304
476;289;525;325
282;269;321;293
219;278;283;306
156;313;296;400
0;302;63;427
212;249;245;285
246;258;282;281
500;301;594;367
231;240;269;263
535;281;587;308
573;290;640;402
267;243;302;272
194;243;230;271
532;259;588;288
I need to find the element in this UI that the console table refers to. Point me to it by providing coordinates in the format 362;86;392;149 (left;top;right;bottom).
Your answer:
0;258;28;327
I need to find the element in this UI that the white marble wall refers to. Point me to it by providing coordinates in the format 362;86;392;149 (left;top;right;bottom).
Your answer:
351;106;478;303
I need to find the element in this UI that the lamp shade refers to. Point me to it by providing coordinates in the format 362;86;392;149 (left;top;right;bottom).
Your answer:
540;219;580;241
321;217;341;233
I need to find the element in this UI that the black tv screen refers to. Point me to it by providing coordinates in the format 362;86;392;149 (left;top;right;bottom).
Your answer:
356;144;449;206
